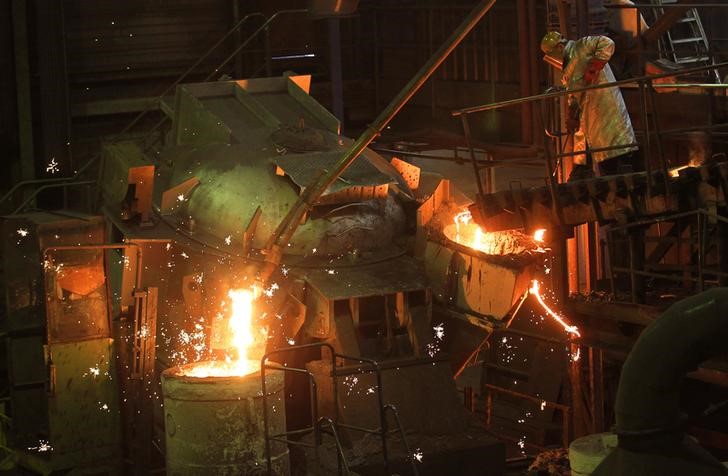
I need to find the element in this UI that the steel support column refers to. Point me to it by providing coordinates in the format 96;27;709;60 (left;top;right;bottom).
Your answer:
12;0;35;185
34;0;72;175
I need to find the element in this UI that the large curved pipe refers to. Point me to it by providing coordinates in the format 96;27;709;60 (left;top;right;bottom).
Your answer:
593;287;728;475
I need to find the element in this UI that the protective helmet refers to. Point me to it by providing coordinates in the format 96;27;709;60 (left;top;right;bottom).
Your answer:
541;31;563;54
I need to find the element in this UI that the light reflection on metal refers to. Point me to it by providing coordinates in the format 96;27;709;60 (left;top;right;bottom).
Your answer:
529;280;581;338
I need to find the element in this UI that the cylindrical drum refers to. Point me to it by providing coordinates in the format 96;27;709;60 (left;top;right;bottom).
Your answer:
569;432;617;476
162;361;289;475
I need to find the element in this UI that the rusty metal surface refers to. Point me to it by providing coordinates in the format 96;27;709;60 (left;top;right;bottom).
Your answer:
297;255;428;301
161;367;288;475
471;161;728;231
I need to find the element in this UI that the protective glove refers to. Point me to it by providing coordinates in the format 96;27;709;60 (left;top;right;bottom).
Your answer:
566;101;581;133
584;58;608;84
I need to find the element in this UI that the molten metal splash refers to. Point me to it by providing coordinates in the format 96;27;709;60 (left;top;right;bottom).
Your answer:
529;280;580;338
533;229;546;242
451;210;530;255
181;287;260;378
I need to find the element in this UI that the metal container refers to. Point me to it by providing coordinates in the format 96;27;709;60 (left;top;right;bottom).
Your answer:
161;361;289;476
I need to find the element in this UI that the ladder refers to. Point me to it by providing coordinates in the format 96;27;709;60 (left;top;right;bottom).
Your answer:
653;0;720;83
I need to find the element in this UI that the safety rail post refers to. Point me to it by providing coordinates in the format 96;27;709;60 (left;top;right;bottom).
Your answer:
482;383;572;450
261;342;410;476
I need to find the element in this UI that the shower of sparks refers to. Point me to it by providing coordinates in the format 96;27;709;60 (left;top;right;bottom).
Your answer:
46;158;59;174
529;280;580;338
88;366;100;377
28;440;53;453
433;322;445;340
426;322;445;357
263;282;279;297
343;375;359;396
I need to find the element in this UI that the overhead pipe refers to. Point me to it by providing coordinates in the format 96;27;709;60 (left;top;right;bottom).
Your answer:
593;288;728;476
260;0;498;280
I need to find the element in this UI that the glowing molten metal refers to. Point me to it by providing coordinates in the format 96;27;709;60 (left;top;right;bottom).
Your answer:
181;287;261;378
529;280;580;338
449;211;535;255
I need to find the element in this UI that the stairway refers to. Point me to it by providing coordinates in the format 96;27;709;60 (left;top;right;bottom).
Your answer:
652;0;720;83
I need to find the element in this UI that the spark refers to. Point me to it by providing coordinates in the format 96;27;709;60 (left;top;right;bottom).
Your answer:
312;248;317;254
88;366;100;377
281;266;289;276
433;322;445;340
571;347;581;362
263;283;279;297
225;235;232;246
28;440;52;453
177;194;185;202
529;280;580;337
326;269;336;275
286;338;296;345
180;252;189;259
533;228;546;242
166;243;171;251
540;400;547;411
16;228;29;237
46;158;59;174
413;449;424;463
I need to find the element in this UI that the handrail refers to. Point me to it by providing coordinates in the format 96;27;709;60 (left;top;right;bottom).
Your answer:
0;11;268;211
13;180;95;215
451;61;728;117
204;9;308;83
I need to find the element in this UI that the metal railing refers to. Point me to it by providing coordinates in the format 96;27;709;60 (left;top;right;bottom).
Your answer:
260;342;419;476
483;383;571;450
452;61;728;228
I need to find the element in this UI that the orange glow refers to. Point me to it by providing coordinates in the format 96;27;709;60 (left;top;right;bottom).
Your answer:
669;165;688;178
529;280;580;338
449;210;542;256
182;287;261;378
533;229;546;242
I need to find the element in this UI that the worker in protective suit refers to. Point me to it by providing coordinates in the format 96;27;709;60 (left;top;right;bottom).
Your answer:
541;31;638;182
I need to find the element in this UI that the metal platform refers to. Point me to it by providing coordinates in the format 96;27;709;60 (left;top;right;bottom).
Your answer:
470;161;728;232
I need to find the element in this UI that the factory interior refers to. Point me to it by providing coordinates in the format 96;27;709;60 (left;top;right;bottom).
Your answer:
2;0;728;474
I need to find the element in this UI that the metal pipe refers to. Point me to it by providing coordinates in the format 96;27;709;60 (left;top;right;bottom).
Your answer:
461;115;486;196
593;288;728;474
452;61;728;117
261;0;498;278
517;0;533;143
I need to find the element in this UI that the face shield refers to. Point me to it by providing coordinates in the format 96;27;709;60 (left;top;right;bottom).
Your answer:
543;50;564;70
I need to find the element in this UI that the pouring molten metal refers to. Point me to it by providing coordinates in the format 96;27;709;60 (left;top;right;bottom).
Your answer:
529;280;580;338
182;287;263;378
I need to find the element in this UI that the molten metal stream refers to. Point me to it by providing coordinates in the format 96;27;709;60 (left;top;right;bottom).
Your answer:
180;287;261;378
529;280;581;338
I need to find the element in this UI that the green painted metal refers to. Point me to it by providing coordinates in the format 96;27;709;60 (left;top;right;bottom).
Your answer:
45;338;121;471
162;363;288;476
